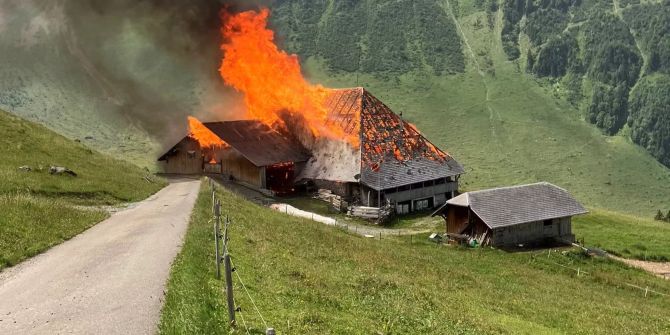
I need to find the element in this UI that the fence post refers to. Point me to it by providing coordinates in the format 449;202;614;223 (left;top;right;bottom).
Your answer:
645;287;649;298
221;212;236;326
214;200;221;279
224;253;236;326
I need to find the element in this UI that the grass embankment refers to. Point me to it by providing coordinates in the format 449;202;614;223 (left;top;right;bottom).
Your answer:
0;110;166;270
160;183;670;334
574;210;670;261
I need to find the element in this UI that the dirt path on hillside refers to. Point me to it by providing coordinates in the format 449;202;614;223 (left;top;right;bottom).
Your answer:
611;256;670;280
0;177;201;334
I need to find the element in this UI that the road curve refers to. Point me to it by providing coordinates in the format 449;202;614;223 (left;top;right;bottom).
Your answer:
0;178;201;334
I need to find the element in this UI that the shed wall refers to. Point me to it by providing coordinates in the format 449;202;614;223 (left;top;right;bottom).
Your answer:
491;217;574;246
160;138;203;174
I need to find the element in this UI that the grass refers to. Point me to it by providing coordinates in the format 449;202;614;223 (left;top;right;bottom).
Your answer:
160;182;670;334
573;210;670;261
282;196;443;232
0;194;108;268
0;110;166;270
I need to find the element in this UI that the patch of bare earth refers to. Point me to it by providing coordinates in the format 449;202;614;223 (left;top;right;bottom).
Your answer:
612;256;670;280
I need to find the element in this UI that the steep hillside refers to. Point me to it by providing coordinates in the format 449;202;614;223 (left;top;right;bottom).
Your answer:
0;109;165;269
269;0;670;217
499;0;670;166
159;182;670;334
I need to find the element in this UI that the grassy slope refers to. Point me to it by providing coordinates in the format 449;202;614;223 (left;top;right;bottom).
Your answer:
0;110;165;269
295;0;670;218
574;210;670;261
160;182;670;334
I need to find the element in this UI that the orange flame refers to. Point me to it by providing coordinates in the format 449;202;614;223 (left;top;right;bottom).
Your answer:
187;116;228;149
219;8;357;146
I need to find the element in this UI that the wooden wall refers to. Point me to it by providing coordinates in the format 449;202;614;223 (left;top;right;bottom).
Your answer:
221;149;263;189
160;138;264;189
446;205;470;234
160;138;203;174
491;217;574;246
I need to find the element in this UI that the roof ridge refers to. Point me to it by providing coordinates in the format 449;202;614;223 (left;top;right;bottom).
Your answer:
465;182;555;195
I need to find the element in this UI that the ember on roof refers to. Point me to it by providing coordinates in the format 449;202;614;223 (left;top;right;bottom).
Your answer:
158;87;464;216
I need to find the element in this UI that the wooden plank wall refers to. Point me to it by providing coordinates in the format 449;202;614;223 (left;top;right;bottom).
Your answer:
160;138;203;174
221;150;263;188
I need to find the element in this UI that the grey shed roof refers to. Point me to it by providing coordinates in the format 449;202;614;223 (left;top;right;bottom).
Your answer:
433;182;587;229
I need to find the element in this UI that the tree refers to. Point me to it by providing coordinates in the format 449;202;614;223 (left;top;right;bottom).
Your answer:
655;210;664;221
666;210;670;223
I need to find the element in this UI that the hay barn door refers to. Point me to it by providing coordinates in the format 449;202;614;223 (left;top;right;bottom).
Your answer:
265;162;296;194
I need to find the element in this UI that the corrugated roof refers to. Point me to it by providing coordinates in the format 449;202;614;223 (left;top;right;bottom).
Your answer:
301;87;464;190
204;120;309;167
434;182;587;228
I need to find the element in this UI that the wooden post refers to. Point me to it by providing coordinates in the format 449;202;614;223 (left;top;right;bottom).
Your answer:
577;268;580;277
214;201;221;279
212;187;216;216
645;287;649;297
223;253;236;326
379;232;382;240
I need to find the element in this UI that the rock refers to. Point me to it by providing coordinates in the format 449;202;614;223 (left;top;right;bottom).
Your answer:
49;166;77;177
18;166;32;172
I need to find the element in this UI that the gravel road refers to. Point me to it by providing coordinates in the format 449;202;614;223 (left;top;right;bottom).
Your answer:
0;178;201;334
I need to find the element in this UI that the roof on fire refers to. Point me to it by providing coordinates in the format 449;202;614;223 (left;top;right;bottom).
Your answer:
432;182;588;229
298;87;464;190
204;120;309;167
158;120;309;167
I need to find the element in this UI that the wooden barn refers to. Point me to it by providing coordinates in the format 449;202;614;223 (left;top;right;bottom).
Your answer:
158;120;309;192
432;182;587;247
158;87;463;217
297;88;464;214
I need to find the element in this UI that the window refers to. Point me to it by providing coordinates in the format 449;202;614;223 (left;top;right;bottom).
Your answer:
435;178;446;185
543;220;553;227
413;198;433;211
187;151;196;159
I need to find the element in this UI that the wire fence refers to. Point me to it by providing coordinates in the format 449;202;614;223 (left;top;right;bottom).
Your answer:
207;176;668;334
530;248;669;298
209;178;274;335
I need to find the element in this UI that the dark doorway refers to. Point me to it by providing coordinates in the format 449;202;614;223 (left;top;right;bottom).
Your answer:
266;162;295;194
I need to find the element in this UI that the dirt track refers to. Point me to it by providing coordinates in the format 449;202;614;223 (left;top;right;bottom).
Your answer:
0;178;200;334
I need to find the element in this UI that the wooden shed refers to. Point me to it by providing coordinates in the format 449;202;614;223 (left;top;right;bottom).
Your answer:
432;182;587;247
158;120;309;192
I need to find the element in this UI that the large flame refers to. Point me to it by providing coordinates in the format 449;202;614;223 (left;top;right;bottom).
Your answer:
219;8;357;146
187;116;228;149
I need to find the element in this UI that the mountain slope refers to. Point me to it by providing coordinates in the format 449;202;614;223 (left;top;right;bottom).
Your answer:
269;0;670;217
1;1;669;217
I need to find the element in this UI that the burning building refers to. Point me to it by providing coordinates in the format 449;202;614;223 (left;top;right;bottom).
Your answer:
297;87;464;214
159;8;464;216
158;87;464;215
158;118;309;192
